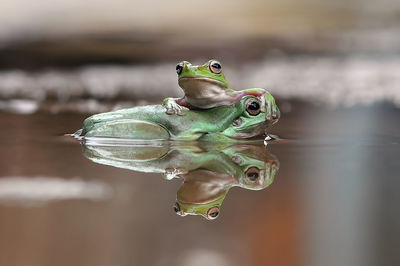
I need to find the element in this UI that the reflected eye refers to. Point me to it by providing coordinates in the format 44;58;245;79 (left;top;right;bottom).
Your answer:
173;202;181;214
245;167;260;182
209;60;222;74
246;101;261;116
176;62;184;75
206;206;220;220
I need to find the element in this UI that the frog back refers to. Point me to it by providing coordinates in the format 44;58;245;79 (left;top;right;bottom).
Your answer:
82;103;243;140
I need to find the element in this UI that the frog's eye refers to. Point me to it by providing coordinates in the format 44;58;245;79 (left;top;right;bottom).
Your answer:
209;60;222;74
246;101;261;116
173;202;181;214
176;62;184;75
206;206;220;220
245;167;260;182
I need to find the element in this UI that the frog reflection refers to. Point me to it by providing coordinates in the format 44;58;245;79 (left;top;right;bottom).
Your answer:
82;142;279;220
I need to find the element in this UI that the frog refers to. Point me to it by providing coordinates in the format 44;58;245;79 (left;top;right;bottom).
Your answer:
78;92;280;142
173;144;279;219
82;141;279;220
163;59;274;116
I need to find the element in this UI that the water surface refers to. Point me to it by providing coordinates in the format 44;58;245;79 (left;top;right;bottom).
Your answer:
0;102;399;266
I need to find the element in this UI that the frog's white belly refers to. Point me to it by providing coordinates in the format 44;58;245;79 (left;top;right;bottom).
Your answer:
179;77;237;109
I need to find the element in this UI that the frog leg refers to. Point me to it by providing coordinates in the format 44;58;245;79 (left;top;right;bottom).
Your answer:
236;88;280;122
84;119;171;140
163;97;189;116
162;167;188;180
240;88;266;96
264;92;280;123
234;88;266;101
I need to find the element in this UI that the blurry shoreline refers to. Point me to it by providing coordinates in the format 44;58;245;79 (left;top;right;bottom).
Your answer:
0;53;399;115
1;28;400;69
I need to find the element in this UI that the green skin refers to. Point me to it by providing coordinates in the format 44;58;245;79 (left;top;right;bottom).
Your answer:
80;94;280;141
82;142;279;220
163;59;272;116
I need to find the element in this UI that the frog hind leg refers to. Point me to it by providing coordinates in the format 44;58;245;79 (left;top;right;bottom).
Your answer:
84;119;171;140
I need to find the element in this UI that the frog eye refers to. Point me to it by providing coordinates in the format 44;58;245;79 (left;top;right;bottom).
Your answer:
176;62;184;75
173;202;181;214
209;60;222;74
206;206;220;220
245;167;260;182
246;101;261;116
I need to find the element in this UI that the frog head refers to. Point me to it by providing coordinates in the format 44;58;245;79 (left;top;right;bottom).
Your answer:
172;145;279;220
176;59;233;97
174;199;224;221
198;93;280;141
228;145;280;191
173;169;234;220
233;93;280;138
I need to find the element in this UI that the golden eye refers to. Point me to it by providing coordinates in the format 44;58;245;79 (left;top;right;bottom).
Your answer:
209;60;222;74
246;101;261;116
206;206;220;220
245;167;260;182
176;62;184;75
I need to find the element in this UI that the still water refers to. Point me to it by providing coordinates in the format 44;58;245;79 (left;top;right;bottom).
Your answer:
0;102;399;266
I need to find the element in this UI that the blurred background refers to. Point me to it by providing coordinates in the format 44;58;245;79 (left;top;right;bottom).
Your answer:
0;1;399;266
1;0;400;111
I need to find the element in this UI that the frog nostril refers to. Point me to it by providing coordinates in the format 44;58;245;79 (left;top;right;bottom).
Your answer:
232;155;243;164
232;118;242;127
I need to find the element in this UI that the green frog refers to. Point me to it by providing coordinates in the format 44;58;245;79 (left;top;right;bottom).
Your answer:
79;93;280;142
173;144;279;219
163;59;276;116
82;142;279;220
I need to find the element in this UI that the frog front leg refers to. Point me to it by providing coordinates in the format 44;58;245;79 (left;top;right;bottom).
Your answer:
163;97;190;116
264;92;280;123
162;167;188;180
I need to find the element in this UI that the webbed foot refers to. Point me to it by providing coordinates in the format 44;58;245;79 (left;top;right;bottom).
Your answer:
163;98;189;116
163;167;188;180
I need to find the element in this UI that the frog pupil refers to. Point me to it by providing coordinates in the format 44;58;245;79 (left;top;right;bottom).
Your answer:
176;64;183;75
209;211;219;218
248;172;259;181
173;203;180;213
212;63;221;69
248;102;260;110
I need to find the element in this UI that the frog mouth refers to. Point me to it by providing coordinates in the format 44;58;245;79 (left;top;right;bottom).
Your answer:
179;77;227;88
231;122;267;139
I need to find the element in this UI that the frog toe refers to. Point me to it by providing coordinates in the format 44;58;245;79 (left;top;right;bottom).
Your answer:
163;167;188;180
165;107;175;115
264;94;280;122
271;104;278;119
165;103;188;116
176;106;189;116
265;102;273;120
272;104;280;120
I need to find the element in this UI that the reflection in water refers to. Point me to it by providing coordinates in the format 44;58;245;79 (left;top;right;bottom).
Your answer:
82;141;279;220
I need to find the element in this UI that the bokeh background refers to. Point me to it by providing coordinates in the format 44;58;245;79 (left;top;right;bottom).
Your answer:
1;0;400;111
0;1;399;266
